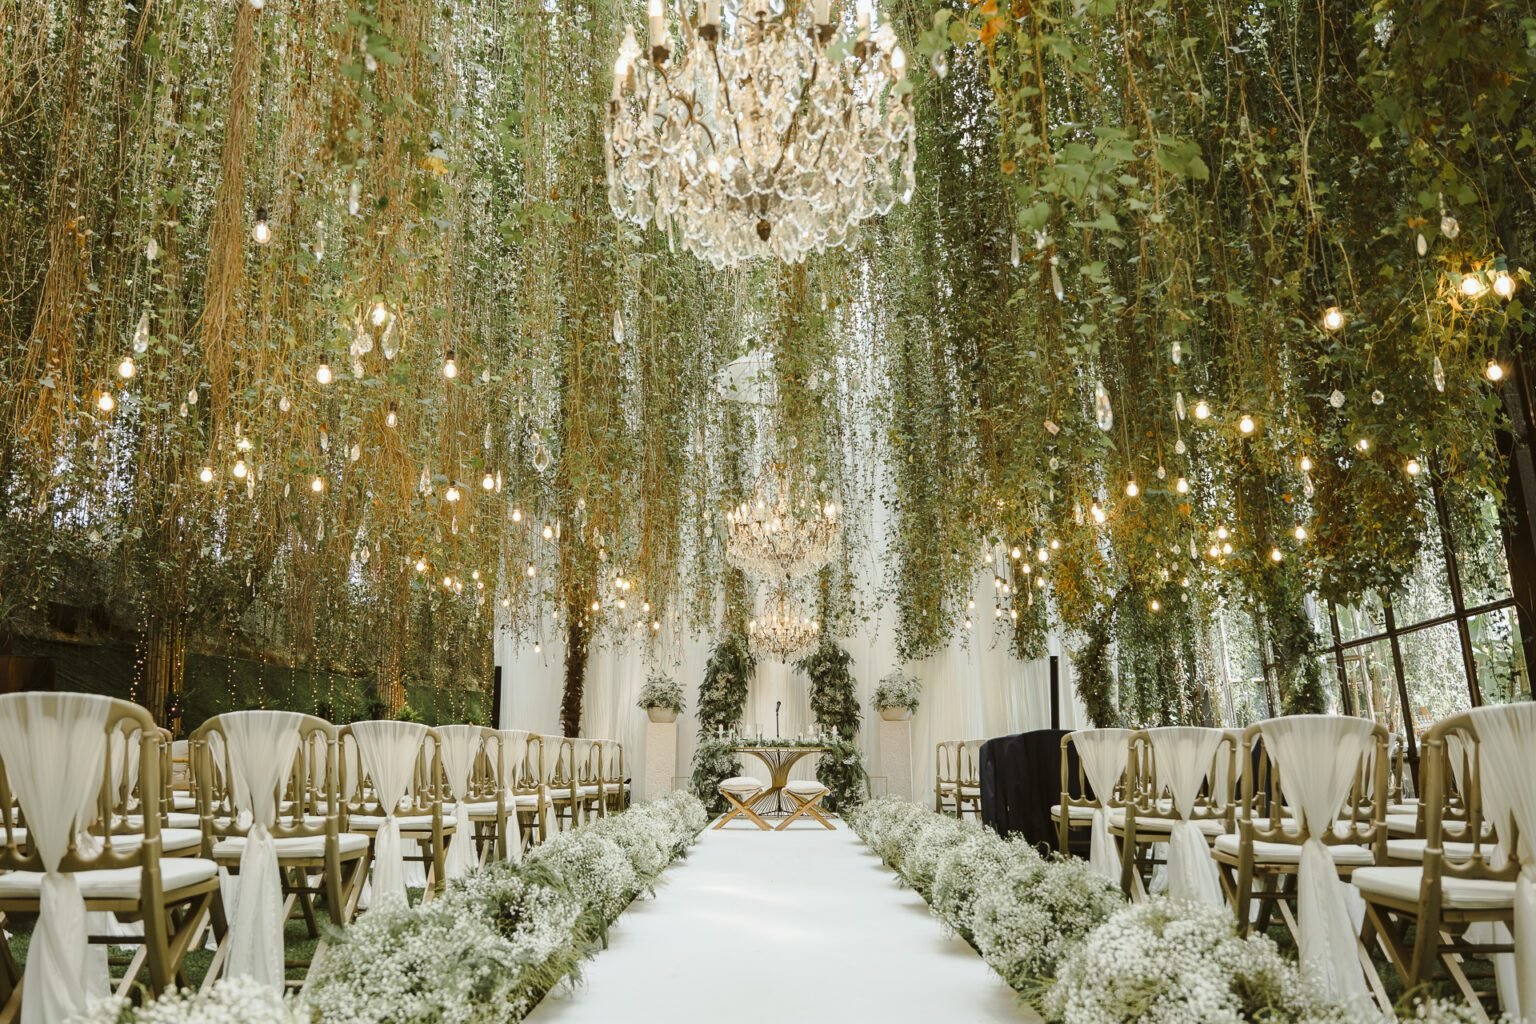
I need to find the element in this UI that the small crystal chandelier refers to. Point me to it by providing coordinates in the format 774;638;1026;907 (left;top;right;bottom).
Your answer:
725;461;840;580
749;584;821;661
606;0;915;268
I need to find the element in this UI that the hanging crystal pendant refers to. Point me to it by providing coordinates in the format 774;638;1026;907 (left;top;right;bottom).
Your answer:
380;317;399;360
613;309;625;347
1174;438;1187;455
1175;391;1186;420
349;443;361;463
1303;473;1315;499
419;463;432;495
1328;389;1345;409
1433;355;1446;393
319;428;329;451
145;237;159;262
132;311;150;353
1371;389;1385;406
532;439;552;475
1171;339;1182;365
1416;233;1428;257
1094;382;1113;431
484;423;492;449
1010;234;1020;268
1440;213;1460;240
1050;259;1065;302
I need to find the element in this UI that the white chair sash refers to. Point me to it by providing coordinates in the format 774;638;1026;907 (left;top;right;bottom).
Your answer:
0;693;114;1024
437;725;481;880
500;730;530;864
1259;714;1374;1002
220;711;304;991
1147;726;1225;906
1469;703;1536;1017
351;721;427;904
1071;729;1129;883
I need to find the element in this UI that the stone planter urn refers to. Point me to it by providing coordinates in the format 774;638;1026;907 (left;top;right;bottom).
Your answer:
879;706;913;722
646;707;679;724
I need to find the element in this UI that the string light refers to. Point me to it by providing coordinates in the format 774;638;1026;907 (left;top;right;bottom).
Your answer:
1215;525;1229;540
386;402;398;428
1321;305;1345;332
543;524;554;540
310;475;325;493
1269;547;1283;563
1193;400;1211;421
1036;547;1049;563
252;206;271;245
442;349;458;380
1124;479;1140;498
526;564;537;577
1010;546;1021;560
1406;457;1423;476
481;472;495;491
1175;477;1190;495
1238;414;1256;435
1091;503;1107;524
199;466;214;484
1294;525;1308;542
1356;437;1371;452
1149;599;1161;612
369;301;391;328
1493;258;1517;299
117;356;136;380
96;391;115;413
512;508;522;522
415;558;427;572
1485;360;1506;382
445;483;461;503
1459;261;1487;299
1299;455;1314;473
232;458;248;480
315;356;332;385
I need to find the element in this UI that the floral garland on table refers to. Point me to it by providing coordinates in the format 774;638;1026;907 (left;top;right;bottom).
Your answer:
846;797;1498;1024
690;735;868;816
70;793;708;1024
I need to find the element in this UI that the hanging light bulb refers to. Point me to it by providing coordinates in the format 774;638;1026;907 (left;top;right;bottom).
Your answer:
369;301;391;328
543;524;554;540
526;563;537;577
1486;360;1506;382
385;402;398;428
1321;305;1346;332
1238;414;1256;435
1175;477;1190;495
96;391;116;413
1460;262;1487;299
1193;399;1211;421
1149;599;1161;612
1216;525;1229;540
1299;455;1314;473
308;475;325;493
232;458;248;480
1270;547;1284;563
117;355;136;380
442;349;458;380
1091;503;1107;524
1125;479;1140;498
1356;437;1371;452
252;207;271;245
481;471;495;491
1294;525;1308;542
415;558;427;572
445;483;461;503
1493;258;1517;299
315;357;333;385
199;466;214;484
1009;546;1021;560
1406;457;1423;476
1036;547;1049;563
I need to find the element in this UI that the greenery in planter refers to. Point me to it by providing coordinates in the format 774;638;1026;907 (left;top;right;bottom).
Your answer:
636;674;685;714
872;669;921;714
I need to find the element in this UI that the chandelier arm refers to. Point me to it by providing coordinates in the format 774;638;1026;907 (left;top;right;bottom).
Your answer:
708;42;750;160
766;31;820;183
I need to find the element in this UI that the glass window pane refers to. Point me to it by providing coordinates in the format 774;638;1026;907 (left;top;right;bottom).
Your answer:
1336;594;1386;644
1392;503;1455;626
1468;607;1531;704
1340;639;1400;735
1453;496;1513;607
1397;622;1472;739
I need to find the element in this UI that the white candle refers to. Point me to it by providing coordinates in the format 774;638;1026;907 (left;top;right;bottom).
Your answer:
648;0;666;50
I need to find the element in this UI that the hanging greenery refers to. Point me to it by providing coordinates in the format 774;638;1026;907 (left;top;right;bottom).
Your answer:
798;639;867;809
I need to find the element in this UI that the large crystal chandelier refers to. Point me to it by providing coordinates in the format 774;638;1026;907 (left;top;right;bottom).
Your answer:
605;0;916;269
749;584;821;661
725;461;840;580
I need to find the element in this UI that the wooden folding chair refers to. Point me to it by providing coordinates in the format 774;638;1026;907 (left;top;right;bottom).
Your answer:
777;781;835;830
337;722;453;902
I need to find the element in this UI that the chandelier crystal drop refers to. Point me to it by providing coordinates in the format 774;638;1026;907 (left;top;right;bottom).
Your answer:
725;462;840;580
748;584;821;662
605;0;916;269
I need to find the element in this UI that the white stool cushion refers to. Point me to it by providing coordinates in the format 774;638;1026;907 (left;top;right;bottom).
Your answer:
719;776;763;794
784;781;828;797
1213;833;1375;865
212;833;370;860
1353;865;1514;910
0;857;218;899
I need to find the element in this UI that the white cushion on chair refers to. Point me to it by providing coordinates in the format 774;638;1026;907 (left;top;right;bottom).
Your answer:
1384;839;1492;863
212;833;370;860
1352;865;1514;909
958;785;980;797
719;776;763;794
0;857;218;899
784;781;828;797
1212;833;1375;865
511;793;548;809
1050;804;1098;821
1111;809;1226;837
348;813;452;831
1385;812;1421;837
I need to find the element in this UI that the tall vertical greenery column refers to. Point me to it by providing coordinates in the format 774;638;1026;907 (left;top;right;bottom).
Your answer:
798;640;866;811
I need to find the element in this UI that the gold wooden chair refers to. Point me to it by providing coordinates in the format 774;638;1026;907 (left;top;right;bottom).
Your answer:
192;711;369;989
573;738;607;823
1353;710;1523;1016
338;722;452;903
1112;727;1235;897
1051;728;1130;858
956;739;983;819
600;740;629;814
934;740;961;816
510;730;551;849
548;736;580;833
0;694;226;1017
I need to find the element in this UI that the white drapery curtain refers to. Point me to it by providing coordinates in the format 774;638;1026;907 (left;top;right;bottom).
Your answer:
1259;714;1373;1003
219;710;304;991
0;693;114;1024
350;720;427;904
1072;728;1130;882
436;725;481;880
1469;703;1536;1017
1147;726;1224;906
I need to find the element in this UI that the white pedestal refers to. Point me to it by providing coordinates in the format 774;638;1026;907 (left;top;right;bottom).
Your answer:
644;719;678;802
878;718;912;801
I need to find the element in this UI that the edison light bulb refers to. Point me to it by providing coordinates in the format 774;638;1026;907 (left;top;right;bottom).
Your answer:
1494;268;1516;299
1149;599;1161;612
1460;266;1487;299
1356;437;1371;452
369;301;390;328
1238;415;1256;435
96;391;115;413
1036;547;1049;563
444;576;454;589
252;207;271;245
1300;455;1314;473
199;466;214;483
526;564;537;577
1322;306;1345;332
1175;477;1190;495
543;524;554;540
1125;479;1140;498
445;484;461;503
1091;503;1106;524
316;358;333;385
310;476;325;493
232;459;248;480
1010;546;1021;560
1486;360;1506;382
1270;547;1284;563
1193;400;1211;420
481;472;495;491
415;558;427;572
1294;525;1308;542
1406;457;1423;476
385;404;398;428
117;356;136;380
1216;525;1229;540
442;351;458;379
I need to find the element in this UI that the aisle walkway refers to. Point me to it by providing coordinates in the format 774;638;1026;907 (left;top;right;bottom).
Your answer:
528;817;1034;1023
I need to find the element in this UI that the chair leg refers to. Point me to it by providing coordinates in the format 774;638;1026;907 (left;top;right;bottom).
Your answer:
716;791;771;830
777;793;835;831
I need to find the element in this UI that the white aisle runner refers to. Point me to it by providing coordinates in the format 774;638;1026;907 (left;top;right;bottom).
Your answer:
528;819;1034;1023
